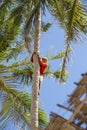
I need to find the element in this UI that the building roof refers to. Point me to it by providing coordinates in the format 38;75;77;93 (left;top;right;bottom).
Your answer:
45;73;87;130
45;112;84;130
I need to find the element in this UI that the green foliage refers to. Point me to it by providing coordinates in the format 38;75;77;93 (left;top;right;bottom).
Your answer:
0;45;48;129
0;0;26;52
53;68;69;83
0;89;30;129
0;45;24;62
41;22;52;32
0;71;48;130
0;86;48;129
49;48;72;60
49;0;87;82
38;108;48;129
12;65;33;86
0;1;10;52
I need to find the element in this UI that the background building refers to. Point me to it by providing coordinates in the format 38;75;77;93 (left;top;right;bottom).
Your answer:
46;73;87;130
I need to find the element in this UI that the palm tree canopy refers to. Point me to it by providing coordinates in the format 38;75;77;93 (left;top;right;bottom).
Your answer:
49;0;87;82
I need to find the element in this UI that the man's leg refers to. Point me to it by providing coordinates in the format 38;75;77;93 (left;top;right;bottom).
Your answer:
38;75;43;95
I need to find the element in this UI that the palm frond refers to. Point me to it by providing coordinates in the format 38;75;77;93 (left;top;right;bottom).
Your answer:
49;48;72;60
0;57;30;70
59;0;87;83
0;90;30;130
49;0;67;30
0;77;48;129
0;18;22;53
50;0;87;83
0;0;25;52
12;65;33;86
67;0;87;41
0;56;33;86
0;0;12;52
59;43;71;83
24;0;49;32
53;68;69;83
38;108;48;129
0;44;25;62
0;0;9;8
41;22;52;32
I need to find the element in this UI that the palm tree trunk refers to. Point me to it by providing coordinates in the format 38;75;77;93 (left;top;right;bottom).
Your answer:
30;6;41;130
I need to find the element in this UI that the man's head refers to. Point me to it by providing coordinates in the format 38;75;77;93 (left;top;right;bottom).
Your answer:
42;57;48;63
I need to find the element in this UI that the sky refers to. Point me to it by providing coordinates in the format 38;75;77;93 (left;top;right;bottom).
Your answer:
37;1;87;120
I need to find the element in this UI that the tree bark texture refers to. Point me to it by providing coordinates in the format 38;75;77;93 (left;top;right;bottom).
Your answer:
30;6;41;130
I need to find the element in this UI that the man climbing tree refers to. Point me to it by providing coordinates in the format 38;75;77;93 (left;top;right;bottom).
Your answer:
30;52;48;95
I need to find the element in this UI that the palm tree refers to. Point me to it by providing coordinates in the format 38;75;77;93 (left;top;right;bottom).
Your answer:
0;46;69;130
0;48;48;130
0;41;70;130
23;0;87;128
0;0;87;129
50;0;87;82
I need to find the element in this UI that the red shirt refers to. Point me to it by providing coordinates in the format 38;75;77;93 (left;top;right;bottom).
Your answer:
30;55;47;75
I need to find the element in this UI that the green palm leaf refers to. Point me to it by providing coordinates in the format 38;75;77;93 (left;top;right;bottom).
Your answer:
49;48;72;60
50;0;87;83
0;78;48;129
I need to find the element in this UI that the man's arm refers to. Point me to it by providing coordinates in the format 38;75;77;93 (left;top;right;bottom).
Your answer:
30;52;39;63
30;54;33;62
